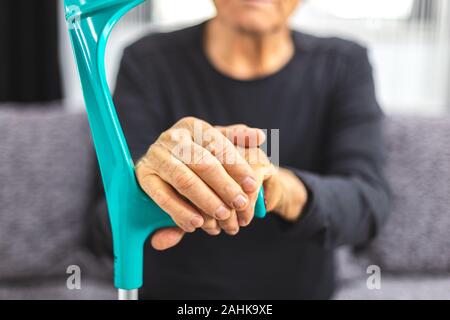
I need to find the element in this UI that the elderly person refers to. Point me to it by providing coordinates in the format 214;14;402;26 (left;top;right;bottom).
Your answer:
92;0;390;299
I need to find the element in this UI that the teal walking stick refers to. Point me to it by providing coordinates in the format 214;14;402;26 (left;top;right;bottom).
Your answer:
63;0;266;300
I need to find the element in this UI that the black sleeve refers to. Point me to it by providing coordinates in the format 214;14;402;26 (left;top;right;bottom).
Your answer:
285;45;391;248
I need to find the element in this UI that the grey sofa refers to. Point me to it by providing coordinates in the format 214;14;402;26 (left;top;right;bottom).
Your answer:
334;115;450;299
0;104;449;300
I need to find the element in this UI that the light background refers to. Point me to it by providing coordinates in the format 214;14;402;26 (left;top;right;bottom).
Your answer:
59;0;450;116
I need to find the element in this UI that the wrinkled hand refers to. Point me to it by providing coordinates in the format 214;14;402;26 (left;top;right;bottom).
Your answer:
135;117;266;250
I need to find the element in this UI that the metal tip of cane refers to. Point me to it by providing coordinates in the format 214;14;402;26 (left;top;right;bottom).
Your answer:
118;289;138;300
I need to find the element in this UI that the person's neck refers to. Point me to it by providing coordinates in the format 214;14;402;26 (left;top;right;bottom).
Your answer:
204;19;294;80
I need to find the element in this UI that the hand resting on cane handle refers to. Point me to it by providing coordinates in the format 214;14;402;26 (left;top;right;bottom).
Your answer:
136;117;309;250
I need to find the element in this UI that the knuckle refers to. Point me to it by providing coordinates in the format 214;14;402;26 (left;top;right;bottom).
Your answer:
173;169;197;192
159;130;171;142
235;124;249;129
146;143;164;164
177;116;200;129
136;150;162;179
172;129;193;144
149;187;170;208
220;216;237;230
192;147;214;166
203;139;217;155
202;218;218;230
135;160;150;181
154;154;172;175
179;222;194;233
172;215;195;232
160;128;191;146
157;157;171;174
215;142;236;164
195;161;218;177
179;116;197;124
224;183;243;198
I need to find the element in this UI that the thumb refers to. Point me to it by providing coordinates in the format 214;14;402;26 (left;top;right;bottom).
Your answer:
151;227;185;250
216;124;266;147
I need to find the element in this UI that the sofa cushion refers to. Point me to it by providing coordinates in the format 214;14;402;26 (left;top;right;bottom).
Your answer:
334;274;450;300
359;116;450;272
0;278;116;300
0;105;97;280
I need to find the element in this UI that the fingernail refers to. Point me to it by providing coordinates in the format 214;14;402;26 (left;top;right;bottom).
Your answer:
232;195;248;210
190;216;203;228
238;217;248;227
241;177;257;192
226;228;239;235
205;227;221;235
215;206;230;220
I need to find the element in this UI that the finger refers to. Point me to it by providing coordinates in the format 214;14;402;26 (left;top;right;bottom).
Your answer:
138;172;204;232
203;130;259;196
216;125;266;147
218;209;240;235
161;119;259;197
262;175;283;212
172;139;251;214
151;228;185;251
237;185;260;227
237;148;276;226
201;213;221;236
152;145;232;221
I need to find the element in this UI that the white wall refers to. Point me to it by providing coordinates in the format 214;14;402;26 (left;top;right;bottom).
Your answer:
291;0;450;115
59;0;450;115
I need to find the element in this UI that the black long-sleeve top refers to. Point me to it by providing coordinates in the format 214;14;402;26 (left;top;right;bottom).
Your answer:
96;22;390;299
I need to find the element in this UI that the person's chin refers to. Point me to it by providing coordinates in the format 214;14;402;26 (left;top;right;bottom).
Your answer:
234;16;280;34
240;0;276;7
